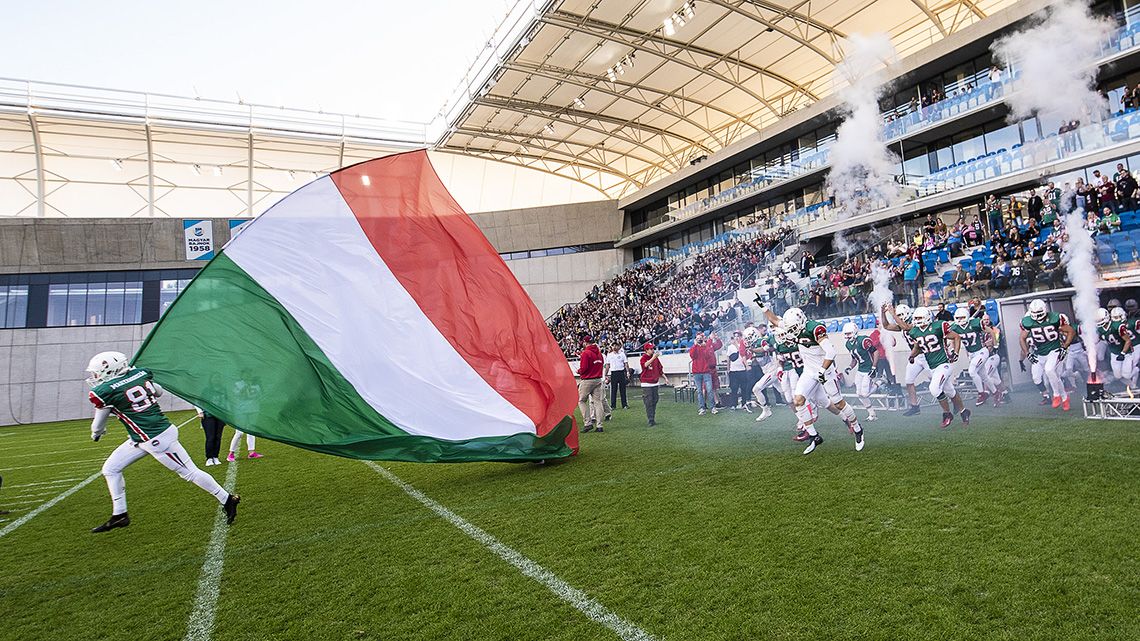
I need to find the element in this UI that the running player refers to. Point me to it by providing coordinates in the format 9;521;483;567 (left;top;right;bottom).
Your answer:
763;304;865;455
908;307;969;428
842;322;878;422
951;307;1003;406
1019;299;1076;410
1097;306;1135;390
86;351;240;533
882;303;927;416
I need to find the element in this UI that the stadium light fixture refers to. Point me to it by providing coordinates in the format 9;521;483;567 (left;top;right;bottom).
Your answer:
544;123;556;134
683;1;695;20
606;69;617;82
663;16;676;36
573;96;586;108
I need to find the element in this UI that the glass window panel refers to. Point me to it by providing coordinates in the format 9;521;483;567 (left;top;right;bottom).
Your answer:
0;286;7;328
66;283;87;326
123;282;143;324
105;281;126;325
47;283;68;327
85;282;107;325
160;279;181;316
983;122;1022;154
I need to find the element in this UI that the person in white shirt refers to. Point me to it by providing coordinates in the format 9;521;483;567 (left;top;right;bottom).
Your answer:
726;330;753;412
604;344;631;410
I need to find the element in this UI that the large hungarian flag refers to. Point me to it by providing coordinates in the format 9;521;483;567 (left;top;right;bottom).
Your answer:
134;151;578;463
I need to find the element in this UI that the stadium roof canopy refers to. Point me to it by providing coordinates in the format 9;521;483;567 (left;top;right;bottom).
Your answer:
435;0;1018;199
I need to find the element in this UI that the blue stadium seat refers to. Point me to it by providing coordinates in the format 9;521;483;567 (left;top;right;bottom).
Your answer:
960;258;975;272
826;320;839;333
862;314;876;329
984;300;1000;325
1098;246;1117;265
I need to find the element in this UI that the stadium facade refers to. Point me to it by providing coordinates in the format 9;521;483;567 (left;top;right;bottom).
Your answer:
7;0;1140;422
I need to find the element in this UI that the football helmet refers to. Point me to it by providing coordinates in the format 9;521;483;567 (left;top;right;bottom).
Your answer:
912;306;933;330
895;303;913;323
1028;299;1048;323
842;322;858;341
86;351;129;386
1097;307;1111;329
953;307;969;325
1110;306;1127;323
782;307;807;337
742;326;759;343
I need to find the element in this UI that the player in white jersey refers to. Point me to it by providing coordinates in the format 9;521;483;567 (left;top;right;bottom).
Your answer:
882;303;928;415
762;304;865;455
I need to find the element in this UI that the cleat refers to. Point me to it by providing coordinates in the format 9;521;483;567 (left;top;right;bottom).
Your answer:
755;406;773;422
1062;397;1071;411
91;513;130;533
595;426;605;433
802;435;823;455
975;392;989;406
1051;395;1062;408
581;422;596;433
711;407;719;415
226;452;236;462
793;429;810;442
940;412;954;429
698;408;706;416
865;414;879;422
903;405;921;416
247;451;263;459
993;391;1003;407
1039;395;1051;406
223;494;240;525
961;409;971;426
854;429;865;452
604;413;612;422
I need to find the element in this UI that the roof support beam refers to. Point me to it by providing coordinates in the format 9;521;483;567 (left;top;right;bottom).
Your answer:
454;126;665;179
741;0;848;41
908;0;948;36
705;0;839;64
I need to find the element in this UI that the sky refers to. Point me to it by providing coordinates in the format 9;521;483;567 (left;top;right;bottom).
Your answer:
2;0;514;123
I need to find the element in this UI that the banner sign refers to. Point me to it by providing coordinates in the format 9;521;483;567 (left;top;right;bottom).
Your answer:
183;220;215;261
228;218;254;240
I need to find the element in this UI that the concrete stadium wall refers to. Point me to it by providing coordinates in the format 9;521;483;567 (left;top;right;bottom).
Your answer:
468;199;622;253
1;323;193;426
506;249;625;318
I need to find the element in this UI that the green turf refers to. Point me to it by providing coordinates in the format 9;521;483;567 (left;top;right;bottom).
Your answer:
1;392;1138;641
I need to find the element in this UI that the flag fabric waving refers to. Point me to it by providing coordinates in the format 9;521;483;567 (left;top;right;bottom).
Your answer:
133;150;578;463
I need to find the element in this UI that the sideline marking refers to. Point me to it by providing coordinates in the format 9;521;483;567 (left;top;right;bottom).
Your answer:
364;462;656;641
6;477;83;488
183;462;239;641
0;472;102;539
0;459;106;472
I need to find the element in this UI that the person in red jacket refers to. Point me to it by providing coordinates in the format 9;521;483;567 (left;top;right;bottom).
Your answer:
577;334;610;432
639;342;664;426
689;331;722;415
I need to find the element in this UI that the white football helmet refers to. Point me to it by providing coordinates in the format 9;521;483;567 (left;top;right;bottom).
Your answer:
782;307;807;337
743;326;759;343
1097;307;1111;329
1110;306;1127;323
913;306;933;330
1028;299;1048;322
86;351;129;386
953;307;969;325
895;303;913;323
842;322;858;341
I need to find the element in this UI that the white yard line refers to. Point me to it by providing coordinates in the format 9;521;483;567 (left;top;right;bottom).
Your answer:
5;477;83;488
182;462;239;641
364;462;657;641
0;459;106;472
0;472;102;539
3;447;101;459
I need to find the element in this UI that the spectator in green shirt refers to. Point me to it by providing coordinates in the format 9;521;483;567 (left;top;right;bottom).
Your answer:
1104;207;1122;234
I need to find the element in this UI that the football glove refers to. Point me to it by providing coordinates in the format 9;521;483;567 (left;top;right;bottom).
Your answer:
1057;347;1068;361
1028;353;1039;364
948;350;959;363
1116;353;1126;362
908;354;916;364
817;370;827;384
753;293;766;310
1018;359;1026;372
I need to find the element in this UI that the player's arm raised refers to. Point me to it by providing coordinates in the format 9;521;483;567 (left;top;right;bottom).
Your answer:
881;304;900;331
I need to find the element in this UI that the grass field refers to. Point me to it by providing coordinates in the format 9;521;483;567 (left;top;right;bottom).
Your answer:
1;391;1138;641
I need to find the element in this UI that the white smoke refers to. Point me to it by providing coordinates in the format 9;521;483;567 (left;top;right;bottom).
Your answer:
827;33;900;223
868;261;895;315
991;0;1114;123
1062;210;1101;360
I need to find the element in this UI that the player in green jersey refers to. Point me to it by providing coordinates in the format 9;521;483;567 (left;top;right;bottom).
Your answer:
86;351;240;533
951;307;1004;406
842;322;878;422
763;304;865;455
882;303;927;416
749;327;801;433
907;307;969;429
1018;299;1076;411
1097;306;1136;388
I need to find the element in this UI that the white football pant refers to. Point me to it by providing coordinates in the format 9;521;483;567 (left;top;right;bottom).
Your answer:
1030;351;1067;400
101;425;228;514
928;363;957;401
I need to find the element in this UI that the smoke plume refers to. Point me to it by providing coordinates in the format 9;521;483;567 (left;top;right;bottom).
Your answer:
868;261;895;315
827;33;900;223
1062;210;1101;361
991;0;1113;123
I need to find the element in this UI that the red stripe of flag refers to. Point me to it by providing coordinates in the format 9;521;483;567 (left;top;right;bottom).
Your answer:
330;152;577;449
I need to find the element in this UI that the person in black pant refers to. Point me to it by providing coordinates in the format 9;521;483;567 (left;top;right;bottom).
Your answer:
197;407;225;467
604;344;630;410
